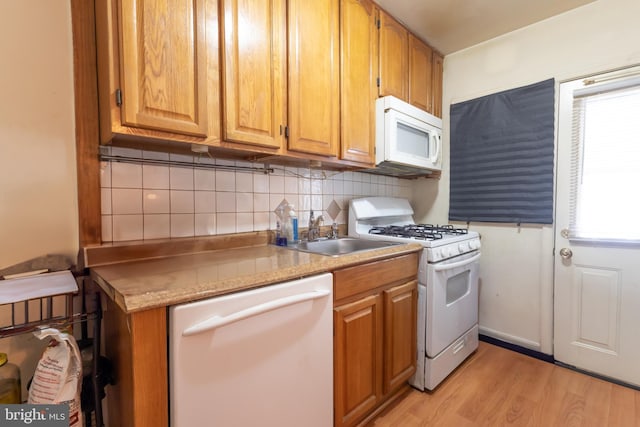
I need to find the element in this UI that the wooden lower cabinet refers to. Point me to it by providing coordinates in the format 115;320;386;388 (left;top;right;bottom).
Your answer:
98;251;418;427
383;281;418;394
333;253;419;427
103;296;168;427
334;294;383;426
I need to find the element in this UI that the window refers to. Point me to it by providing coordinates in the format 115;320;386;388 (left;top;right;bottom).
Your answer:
569;75;640;241
449;79;555;224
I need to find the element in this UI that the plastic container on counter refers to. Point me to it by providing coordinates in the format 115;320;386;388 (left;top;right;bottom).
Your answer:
0;352;21;404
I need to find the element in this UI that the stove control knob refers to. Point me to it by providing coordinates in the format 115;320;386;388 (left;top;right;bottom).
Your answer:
443;247;451;257
458;243;467;252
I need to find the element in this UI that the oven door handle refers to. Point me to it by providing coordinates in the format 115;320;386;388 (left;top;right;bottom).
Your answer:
433;253;481;272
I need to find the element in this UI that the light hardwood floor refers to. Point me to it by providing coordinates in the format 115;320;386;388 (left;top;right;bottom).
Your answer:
368;342;640;426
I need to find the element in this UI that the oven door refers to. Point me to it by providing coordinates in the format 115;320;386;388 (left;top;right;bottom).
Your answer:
425;250;480;357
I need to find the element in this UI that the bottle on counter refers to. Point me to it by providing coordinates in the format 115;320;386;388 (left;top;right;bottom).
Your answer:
289;205;299;243
280;203;298;245
275;220;286;246
0;352;21;404
275;207;287;246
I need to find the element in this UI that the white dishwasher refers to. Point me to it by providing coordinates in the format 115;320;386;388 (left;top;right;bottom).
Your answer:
169;273;333;427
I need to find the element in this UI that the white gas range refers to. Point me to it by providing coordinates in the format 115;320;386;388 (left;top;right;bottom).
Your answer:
349;197;481;390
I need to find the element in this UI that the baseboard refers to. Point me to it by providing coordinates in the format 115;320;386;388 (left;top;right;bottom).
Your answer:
479;334;555;363
478;326;543;351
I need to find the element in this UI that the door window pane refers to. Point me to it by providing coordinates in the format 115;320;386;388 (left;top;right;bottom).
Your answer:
572;87;640;240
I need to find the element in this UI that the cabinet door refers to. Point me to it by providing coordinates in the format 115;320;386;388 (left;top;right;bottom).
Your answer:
119;0;209;136
408;35;433;113
383;280;417;394
288;0;340;157
378;10;408;100
432;51;444;118
334;294;383;427
340;0;377;165
221;0;286;149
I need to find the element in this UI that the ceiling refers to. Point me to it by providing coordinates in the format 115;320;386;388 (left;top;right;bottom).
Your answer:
375;0;597;55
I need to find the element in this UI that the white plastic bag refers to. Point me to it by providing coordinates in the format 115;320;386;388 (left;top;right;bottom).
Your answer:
28;328;83;426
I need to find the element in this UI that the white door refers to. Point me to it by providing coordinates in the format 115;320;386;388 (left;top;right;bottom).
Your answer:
554;68;640;387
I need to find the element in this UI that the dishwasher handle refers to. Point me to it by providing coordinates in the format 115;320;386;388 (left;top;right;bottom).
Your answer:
182;289;331;337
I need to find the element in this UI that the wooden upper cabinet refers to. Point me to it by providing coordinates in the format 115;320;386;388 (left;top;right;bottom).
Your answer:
432;51;444;118
408;35;433;113
118;0;209;136
220;0;286;149
377;10;443;118
96;0;220;144
340;0;378;165
378;10;408;100
287;0;340;157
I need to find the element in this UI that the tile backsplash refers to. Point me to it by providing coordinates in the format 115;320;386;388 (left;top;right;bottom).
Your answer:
100;147;412;242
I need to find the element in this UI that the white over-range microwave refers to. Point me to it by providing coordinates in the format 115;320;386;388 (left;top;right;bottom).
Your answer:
372;95;442;177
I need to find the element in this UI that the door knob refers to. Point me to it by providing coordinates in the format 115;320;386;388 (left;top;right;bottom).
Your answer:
559;248;573;259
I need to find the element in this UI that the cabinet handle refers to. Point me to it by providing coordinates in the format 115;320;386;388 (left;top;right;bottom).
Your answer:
182;289;331;337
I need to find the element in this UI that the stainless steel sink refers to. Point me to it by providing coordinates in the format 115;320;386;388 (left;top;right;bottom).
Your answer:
288;238;402;257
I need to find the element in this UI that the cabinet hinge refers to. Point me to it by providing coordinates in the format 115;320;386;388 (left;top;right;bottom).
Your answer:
376;77;380;87
115;88;122;107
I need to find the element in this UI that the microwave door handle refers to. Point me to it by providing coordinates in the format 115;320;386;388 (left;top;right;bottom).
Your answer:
430;133;441;164
432;253;481;272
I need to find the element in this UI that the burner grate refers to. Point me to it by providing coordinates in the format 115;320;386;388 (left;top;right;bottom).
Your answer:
368;224;467;240
416;224;468;235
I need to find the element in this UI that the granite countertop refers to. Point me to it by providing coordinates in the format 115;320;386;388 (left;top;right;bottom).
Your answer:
88;236;422;314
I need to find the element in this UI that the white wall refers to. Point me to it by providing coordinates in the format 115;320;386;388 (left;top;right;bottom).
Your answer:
412;0;640;354
0;1;77;400
0;1;78;270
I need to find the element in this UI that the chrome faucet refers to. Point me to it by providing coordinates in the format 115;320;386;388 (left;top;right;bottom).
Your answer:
328;222;339;239
307;210;324;241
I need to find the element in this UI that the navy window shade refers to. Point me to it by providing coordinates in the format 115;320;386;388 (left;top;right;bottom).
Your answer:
449;78;555;224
